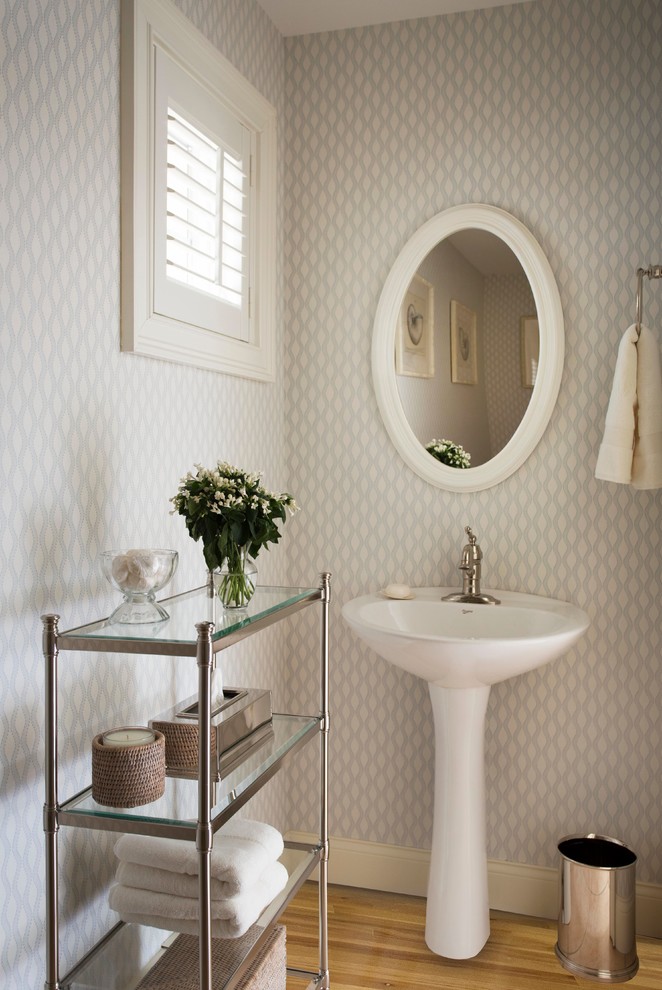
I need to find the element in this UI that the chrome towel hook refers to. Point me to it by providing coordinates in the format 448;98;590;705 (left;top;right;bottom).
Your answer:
635;264;662;339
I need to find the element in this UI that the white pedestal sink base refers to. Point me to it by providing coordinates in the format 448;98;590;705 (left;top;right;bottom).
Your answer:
426;684;491;959
341;588;590;958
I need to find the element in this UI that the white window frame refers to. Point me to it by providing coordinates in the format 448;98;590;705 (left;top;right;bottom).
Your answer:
120;0;277;381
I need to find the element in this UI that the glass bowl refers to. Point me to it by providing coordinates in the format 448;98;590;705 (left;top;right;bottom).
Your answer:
100;549;178;624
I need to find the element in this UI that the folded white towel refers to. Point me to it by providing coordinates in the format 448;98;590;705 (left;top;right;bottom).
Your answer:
105;911;241;940
108;860;288;939
115;861;232;901
595;324;662;489
113;819;283;896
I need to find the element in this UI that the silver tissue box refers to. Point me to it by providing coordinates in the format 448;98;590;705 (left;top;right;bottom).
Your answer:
149;687;273;779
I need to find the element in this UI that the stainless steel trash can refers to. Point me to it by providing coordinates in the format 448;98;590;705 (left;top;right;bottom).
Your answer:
555;834;638;983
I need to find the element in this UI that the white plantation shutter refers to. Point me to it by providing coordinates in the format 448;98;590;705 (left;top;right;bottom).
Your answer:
152;47;253;341
166;109;247;312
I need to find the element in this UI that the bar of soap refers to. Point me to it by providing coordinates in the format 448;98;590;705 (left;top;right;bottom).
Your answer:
384;583;411;599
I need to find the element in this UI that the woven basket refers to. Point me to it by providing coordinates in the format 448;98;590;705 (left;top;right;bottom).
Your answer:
135;924;286;990
91;731;166;808
150;719;216;771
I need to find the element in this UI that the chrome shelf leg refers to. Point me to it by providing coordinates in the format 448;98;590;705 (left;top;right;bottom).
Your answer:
318;574;331;988
42;614;60;990
196;620;214;990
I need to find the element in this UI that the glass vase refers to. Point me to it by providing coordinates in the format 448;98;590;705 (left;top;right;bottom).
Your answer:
215;547;257;609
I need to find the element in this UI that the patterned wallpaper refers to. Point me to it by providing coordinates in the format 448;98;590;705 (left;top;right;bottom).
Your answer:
1;0;661;987
484;273;536;456
0;1;288;986
282;0;661;885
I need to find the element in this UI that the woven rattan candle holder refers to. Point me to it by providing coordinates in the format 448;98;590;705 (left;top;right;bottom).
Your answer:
92;729;166;808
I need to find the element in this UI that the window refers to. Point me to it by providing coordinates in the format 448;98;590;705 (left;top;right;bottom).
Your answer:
165;109;246;315
120;0;276;380
152;47;253;342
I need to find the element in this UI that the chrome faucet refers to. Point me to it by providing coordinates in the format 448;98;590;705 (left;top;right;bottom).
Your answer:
442;526;500;605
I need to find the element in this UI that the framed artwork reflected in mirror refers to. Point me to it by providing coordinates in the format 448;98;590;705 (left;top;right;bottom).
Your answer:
450;299;477;385
396;274;434;378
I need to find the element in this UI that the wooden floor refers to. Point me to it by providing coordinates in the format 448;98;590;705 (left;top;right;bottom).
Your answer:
281;884;662;990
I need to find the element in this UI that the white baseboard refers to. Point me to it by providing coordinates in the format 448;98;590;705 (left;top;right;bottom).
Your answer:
286;831;662;939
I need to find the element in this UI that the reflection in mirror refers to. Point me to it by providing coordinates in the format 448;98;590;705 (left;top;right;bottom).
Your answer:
372;204;564;493
395;231;538;468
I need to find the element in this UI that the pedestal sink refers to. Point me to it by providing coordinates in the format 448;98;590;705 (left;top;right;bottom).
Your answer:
341;587;590;959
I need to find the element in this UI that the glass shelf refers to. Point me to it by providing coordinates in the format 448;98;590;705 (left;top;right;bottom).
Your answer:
57;584;321;656
64;843;322;990
59;715;320;836
44;574;330;990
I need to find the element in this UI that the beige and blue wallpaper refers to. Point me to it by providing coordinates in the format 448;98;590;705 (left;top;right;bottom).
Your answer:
1;0;661;987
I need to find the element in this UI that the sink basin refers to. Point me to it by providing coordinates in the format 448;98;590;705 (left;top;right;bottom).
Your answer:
342;587;590;960
341;587;590;688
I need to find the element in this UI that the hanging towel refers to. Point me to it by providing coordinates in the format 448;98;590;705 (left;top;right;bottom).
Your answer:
113;818;284;897
631;325;662;489
108;860;288;939
595;324;662;489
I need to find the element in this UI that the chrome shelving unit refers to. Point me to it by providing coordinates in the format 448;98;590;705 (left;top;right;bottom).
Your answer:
42;573;331;990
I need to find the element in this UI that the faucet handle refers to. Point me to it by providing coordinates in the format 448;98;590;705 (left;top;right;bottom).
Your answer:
464;525;477;545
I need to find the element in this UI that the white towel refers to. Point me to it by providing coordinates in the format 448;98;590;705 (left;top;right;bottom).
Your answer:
115;860;235;901
631;325;662;489
108;860;288;939
113;818;284;897
595;324;662;489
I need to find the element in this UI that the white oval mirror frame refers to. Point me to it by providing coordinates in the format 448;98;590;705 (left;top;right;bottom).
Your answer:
372;204;565;492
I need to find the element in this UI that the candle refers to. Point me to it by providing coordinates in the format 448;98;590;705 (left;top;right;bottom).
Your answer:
102;727;156;748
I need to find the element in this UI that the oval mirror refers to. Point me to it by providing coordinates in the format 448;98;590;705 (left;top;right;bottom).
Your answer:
372;204;564;492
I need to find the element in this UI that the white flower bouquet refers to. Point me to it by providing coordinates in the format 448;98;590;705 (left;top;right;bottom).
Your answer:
425;438;471;469
171;462;298;606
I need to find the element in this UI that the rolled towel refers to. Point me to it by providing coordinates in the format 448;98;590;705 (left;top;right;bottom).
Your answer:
114;818;283;896
108;860;288;939
111;550;167;593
